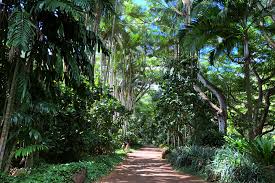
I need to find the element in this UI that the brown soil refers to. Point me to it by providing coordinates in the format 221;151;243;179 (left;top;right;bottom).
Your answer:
99;147;206;183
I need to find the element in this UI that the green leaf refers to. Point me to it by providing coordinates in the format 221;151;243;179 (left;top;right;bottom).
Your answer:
15;145;48;158
7;9;36;51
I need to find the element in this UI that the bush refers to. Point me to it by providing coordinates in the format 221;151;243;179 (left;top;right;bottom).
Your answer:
207;147;266;183
168;145;272;183
168;145;216;171
0;151;126;183
245;136;275;166
226;135;275;166
201;129;225;147
40;86;127;163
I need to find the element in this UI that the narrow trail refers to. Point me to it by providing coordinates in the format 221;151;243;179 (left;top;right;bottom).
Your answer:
100;147;206;183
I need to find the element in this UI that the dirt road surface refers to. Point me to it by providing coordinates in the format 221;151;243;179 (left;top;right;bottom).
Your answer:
100;147;206;183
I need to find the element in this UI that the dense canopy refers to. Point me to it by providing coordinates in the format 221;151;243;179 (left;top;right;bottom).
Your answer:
0;0;274;182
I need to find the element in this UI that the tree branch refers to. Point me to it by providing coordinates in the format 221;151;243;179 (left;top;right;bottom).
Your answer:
193;84;221;112
197;73;227;111
261;125;275;136
171;7;184;17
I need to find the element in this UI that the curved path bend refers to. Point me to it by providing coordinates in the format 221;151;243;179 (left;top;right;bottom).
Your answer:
100;147;206;183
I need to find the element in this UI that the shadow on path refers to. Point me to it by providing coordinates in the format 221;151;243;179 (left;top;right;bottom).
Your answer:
99;147;206;183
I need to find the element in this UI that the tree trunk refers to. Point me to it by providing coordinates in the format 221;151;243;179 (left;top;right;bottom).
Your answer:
3;140;16;172
173;132;176;148
177;125;180;147
182;0;191;25
91;3;102;85
0;59;19;170
252;87;275;137
167;130;170;145
217;114;226;134
243;33;253;125
194;73;227;134
100;52;107;85
107;0;118;89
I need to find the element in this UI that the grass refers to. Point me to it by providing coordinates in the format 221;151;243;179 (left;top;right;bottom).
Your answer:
0;150;127;183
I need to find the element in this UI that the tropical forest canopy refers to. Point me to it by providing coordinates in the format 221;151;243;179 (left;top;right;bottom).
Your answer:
0;0;274;182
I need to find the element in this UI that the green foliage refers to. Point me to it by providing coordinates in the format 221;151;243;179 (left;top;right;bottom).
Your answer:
36;0;82;17
225;135;248;152
39;83;127;163
7;9;36;51
208;147;267;183
245;136;275;166
0;151;126;183
154;57;223;147
226;136;275;166
168;145;216;171
168;145;272;183
15;145;48;159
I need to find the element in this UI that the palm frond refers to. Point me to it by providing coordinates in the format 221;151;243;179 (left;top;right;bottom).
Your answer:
15;144;48;158
10;112;32;126
67;54;80;84
7;9;36;51
32;101;57;115
72;0;93;11
36;0;82;18
16;65;31;104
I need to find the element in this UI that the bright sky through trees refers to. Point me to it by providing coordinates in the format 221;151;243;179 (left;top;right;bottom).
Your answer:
133;0;147;7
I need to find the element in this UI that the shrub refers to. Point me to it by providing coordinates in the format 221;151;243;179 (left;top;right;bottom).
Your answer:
168;145;272;183
0;152;126;183
245;136;275;166
207;147;266;183
168;145;216;171
226;135;275;166
201;129;225;147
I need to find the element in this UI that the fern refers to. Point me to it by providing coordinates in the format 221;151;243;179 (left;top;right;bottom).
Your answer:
7;9;36;51
246;136;275;166
15;144;48;158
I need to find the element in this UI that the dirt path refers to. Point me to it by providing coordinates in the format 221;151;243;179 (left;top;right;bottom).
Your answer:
99;147;206;183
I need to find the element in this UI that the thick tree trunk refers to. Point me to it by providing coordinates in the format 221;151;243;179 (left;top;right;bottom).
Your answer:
217;114;226;134
4;143;15;172
107;0;118;89
194;73;227;134
0;59;19;170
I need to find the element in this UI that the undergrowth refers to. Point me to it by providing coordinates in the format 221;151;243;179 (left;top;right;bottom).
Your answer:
0;150;126;183
168;144;274;183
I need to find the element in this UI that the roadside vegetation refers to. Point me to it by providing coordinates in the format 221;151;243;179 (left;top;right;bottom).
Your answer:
0;0;274;183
